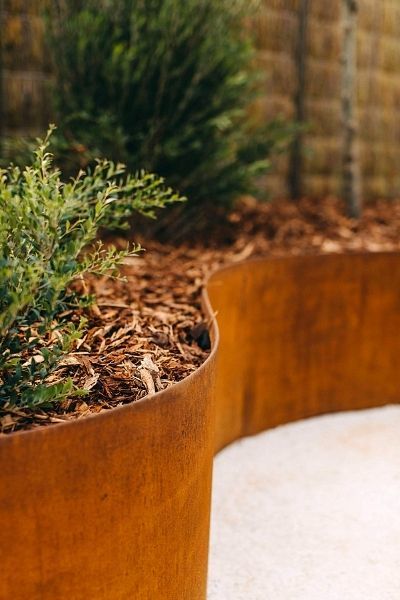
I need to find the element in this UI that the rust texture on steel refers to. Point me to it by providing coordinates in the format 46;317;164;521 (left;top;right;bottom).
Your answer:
1;253;400;599
208;253;400;451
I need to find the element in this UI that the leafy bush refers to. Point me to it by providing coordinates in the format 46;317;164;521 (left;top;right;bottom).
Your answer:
0;128;181;408
46;0;293;213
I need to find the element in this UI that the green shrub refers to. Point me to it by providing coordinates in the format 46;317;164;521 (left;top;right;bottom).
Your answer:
46;0;293;213
0;128;181;408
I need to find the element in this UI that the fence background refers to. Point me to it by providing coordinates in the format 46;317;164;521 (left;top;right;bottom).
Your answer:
1;0;400;200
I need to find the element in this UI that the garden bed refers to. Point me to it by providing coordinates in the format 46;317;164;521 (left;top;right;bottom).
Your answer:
1;246;400;600
2;196;400;434
0;250;211;433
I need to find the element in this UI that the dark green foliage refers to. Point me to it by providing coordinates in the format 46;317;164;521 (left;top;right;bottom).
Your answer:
47;0;293;210
0;128;181;408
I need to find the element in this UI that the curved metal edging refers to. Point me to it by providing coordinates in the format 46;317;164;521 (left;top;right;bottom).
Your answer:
205;252;400;451
0;320;218;599
1;252;400;599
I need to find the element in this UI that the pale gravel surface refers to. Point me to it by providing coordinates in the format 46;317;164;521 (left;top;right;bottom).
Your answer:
208;406;400;600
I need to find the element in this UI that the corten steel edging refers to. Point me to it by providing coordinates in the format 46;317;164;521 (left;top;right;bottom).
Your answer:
1;252;400;599
0;326;218;600
206;252;400;451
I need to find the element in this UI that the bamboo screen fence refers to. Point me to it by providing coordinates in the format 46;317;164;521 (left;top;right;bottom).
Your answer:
1;0;400;200
0;1;52;143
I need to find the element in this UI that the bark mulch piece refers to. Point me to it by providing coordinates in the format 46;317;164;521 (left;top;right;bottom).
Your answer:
2;197;400;434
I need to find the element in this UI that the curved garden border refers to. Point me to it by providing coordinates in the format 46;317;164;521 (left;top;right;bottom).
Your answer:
1;252;400;599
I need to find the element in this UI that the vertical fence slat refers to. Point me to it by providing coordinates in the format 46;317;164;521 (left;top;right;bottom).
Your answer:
289;0;309;200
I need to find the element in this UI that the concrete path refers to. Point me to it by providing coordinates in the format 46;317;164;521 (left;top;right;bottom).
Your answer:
208;406;400;600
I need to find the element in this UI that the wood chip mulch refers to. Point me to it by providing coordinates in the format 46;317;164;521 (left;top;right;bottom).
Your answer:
2;196;400;434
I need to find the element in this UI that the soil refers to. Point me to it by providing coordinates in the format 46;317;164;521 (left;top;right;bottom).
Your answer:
1;197;400;434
